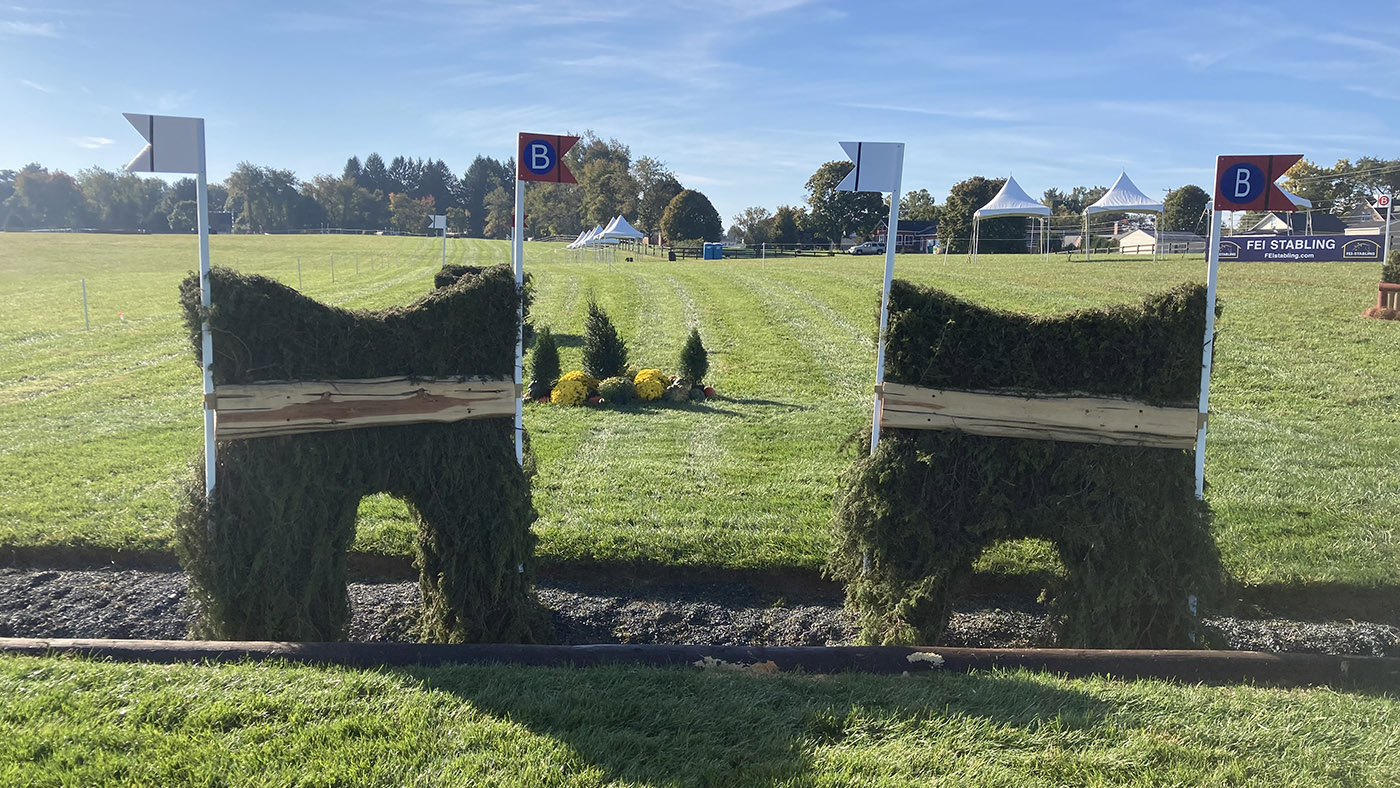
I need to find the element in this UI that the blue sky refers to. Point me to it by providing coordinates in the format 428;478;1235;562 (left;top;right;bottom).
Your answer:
4;0;1399;225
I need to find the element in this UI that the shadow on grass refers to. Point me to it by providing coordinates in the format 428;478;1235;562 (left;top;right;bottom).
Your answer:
403;664;1109;786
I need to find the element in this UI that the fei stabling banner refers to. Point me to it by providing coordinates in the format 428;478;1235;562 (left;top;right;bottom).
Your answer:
1218;235;1384;262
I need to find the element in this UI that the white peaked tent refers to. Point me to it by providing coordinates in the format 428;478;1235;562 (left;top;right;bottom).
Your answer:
1084;172;1164;260
566;229;588;249
599;214;644;240
971;176;1051;262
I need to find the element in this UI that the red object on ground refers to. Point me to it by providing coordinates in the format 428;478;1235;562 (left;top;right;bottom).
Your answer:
587;395;602;404
704;387;715;398
536;397;550;404
1378;282;1400;310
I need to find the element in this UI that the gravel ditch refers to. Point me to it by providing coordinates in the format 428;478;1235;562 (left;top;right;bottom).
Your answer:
0;567;1396;657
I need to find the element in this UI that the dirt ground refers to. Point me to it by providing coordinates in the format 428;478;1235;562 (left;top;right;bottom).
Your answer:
0;567;1395;656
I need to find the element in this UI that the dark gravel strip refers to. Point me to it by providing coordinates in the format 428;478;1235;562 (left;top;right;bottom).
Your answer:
0;568;1395;657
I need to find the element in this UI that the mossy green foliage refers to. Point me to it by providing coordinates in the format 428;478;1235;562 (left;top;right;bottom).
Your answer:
582;300;628;379
882;280;1210;404
679;327;709;384
175;264;541;643
530;327;561;390
1382;250;1400;284
831;281;1225;648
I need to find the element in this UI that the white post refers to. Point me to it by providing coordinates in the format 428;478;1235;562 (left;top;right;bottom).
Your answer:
1195;209;1224;499
330;252;335;282
442;224;448;268
869;146;905;454
512;179;525;467
297;256;302;289
81;279;90;331
194;119;216;503
1384;194;1394;264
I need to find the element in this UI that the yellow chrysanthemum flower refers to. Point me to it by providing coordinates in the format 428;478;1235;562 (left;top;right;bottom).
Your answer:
634;375;665;401
550;378;589;406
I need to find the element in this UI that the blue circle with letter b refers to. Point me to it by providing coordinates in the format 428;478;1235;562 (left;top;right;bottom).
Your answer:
525;139;557;176
1219;162;1265;206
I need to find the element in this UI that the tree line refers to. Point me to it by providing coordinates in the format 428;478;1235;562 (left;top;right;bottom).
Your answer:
0;132;725;242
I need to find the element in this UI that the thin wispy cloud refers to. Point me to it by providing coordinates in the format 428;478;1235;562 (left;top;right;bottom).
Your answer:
19;78;53;93
69;136;113;149
843;102;1022;123
1;19;59;36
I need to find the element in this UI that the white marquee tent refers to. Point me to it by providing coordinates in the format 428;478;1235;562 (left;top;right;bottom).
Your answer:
1083;172;1164;260
599;214;644;240
971;176;1051;262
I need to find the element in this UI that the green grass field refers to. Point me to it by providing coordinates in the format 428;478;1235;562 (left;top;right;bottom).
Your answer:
3;656;1397;787
1;233;1397;592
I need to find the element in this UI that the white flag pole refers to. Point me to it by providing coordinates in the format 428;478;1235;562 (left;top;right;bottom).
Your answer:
1384;194;1393;264
869;146;904;454
512;178;525;466
1194;207;1223;499
194;121;216;504
442;223;448;269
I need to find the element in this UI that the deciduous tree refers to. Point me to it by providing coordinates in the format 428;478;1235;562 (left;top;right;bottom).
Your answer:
1161;185;1210;233
660;189;722;243
804;161;884;244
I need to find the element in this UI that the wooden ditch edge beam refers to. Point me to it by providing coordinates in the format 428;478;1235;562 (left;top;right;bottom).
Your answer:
1;638;1395;689
212;376;518;440
878;382;1201;449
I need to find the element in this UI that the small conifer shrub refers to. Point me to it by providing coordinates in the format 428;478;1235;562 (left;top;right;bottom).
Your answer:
679;328;709;384
1382;249;1400;284
583;301;628;379
530;327;561;396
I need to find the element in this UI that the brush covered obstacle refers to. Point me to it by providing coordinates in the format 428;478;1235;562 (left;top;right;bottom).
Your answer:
831;282;1225;649
175;264;541;643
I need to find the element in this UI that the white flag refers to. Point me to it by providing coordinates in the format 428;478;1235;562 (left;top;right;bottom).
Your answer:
429;214;448;230
835;141;904;193
123;113;203;174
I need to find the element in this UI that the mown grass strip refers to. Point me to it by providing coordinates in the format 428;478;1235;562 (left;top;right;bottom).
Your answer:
2;655;1397;787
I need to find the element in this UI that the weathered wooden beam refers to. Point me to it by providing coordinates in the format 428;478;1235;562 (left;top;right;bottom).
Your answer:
213;376;517;440
878;382;1199;449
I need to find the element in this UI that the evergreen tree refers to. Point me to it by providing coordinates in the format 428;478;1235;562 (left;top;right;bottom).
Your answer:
582;301;628;379
679;328;708;384
528;327;561;398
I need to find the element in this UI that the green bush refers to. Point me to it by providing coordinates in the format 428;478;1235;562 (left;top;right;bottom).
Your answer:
1382;249;1400;284
175;265;543;644
582;300;628;379
679;328;709;384
530;327;561;391
597;376;636;404
830;281;1224;649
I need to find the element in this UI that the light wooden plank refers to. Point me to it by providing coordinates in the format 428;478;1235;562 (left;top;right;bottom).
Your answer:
878;382;1199;449
213;376;516;440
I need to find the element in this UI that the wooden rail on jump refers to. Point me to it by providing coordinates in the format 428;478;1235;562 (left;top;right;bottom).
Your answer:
1379;282;1400;310
212;376;517;440
877;382;1200;449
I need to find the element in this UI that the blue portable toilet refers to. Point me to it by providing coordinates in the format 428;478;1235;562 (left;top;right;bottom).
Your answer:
702;242;723;260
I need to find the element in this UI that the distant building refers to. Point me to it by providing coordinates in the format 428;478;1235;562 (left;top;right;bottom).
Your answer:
874;219;939;252
1116;229;1206;255
1246;211;1348;235
1342;199;1398;247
